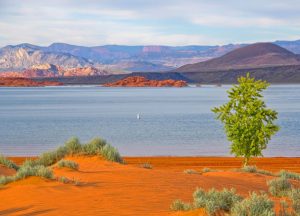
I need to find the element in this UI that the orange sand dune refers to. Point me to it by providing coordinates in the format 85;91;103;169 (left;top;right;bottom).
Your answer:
0;156;299;216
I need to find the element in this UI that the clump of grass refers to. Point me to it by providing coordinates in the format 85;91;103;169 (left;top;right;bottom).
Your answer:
267;176;292;197
57;160;79;170
289;188;300;215
239;165;274;176
0;175;15;185
140;163;152;169
64;137;82;155
15;164;54;180
0;155;19;170
82;137;107;155
24;137;123;167
231;192;275;216
58;176;70;184
100;144;123;163
193;188;242;215
278;170;300;181
183;169;199;175
170;199;192;211
202;167;213;173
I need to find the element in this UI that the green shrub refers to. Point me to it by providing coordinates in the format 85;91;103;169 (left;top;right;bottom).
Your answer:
193;188;242;215
267;177;292;197
15;164;53;180
0;175;15;185
101;144;123;163
64;137;82;155
57;160;79;170
0;155;19;170
140;163;152;169
202;168;213;173
58;176;70;184
278;170;300;181
183;169;199;174
231;192;275;216
82;137;107;155
170;199;192;211
239;166;274;176
289;189;300;215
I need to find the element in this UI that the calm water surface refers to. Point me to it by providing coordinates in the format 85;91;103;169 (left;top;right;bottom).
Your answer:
0;85;299;156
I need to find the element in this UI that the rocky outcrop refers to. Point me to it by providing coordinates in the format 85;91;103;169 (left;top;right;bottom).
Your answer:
0;77;62;87
103;76;187;87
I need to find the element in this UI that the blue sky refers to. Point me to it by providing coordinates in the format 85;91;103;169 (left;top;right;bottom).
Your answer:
0;0;299;47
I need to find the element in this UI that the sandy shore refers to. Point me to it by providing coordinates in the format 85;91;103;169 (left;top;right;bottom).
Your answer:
0;156;300;216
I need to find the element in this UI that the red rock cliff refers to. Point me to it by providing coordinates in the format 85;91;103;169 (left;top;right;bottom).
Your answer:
103;76;187;87
0;77;63;87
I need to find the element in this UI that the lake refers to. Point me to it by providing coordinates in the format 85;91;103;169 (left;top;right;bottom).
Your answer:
0;85;299;156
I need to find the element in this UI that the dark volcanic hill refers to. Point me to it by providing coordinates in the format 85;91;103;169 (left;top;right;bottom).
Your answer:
174;43;300;72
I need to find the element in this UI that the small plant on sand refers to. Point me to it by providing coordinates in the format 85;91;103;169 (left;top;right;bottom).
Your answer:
82;137;107;155
239;165;274;176
202;167;215;173
170;199;192;211
15;164;54;180
100;144;123;163
193;187;242;215
0;175;15;185
289;188;300;215
64;137;82;155
57;160;79;170
140;163;152;169
0;155;19;170
212;74;279;166
267;176;292;197
278;170;300;181
183;169;199;174
58;176;70;184
231;192;275;216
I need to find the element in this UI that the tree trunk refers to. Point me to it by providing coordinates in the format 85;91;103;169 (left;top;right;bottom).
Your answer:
243;157;249;167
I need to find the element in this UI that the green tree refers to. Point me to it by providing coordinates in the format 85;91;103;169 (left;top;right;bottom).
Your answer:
212;74;279;166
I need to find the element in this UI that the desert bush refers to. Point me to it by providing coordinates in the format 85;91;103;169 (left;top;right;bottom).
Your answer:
64;137;82;155
0;175;15;185
101;144;123;163
140;163;152;169
267;177;292;197
202;168;213;173
0;155;19;170
193;187;242;215
57;160;79;170
170;199;192;211
183;169;199;174
58;176;70;184
240;166;274;176
231;192;275;216
289;188;300;215
279;170;300;181
15;164;53;180
82;137;107;155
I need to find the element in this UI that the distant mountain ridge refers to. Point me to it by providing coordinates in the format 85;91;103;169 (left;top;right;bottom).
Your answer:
0;39;300;74
174;43;300;72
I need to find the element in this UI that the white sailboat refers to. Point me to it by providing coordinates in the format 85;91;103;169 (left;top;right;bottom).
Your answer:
137;113;141;120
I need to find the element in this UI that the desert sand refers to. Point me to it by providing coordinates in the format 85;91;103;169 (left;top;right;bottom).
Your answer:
0;156;300;216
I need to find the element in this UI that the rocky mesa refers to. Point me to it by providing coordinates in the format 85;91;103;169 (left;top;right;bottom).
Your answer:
0;77;63;87
103;76;187;87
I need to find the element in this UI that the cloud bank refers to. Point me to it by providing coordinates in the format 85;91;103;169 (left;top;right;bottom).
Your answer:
0;0;299;46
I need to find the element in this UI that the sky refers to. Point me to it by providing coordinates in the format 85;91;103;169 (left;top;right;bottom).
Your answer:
0;0;300;47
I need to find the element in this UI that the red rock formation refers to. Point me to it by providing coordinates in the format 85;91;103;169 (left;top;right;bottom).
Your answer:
0;77;62;87
103;76;187;87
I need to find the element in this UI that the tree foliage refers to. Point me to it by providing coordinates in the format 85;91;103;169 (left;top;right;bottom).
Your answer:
212;74;279;166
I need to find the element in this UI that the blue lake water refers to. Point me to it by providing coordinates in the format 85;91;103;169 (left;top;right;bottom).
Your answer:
0;85;299;157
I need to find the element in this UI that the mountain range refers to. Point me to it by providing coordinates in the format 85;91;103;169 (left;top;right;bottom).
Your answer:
1;39;299;75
